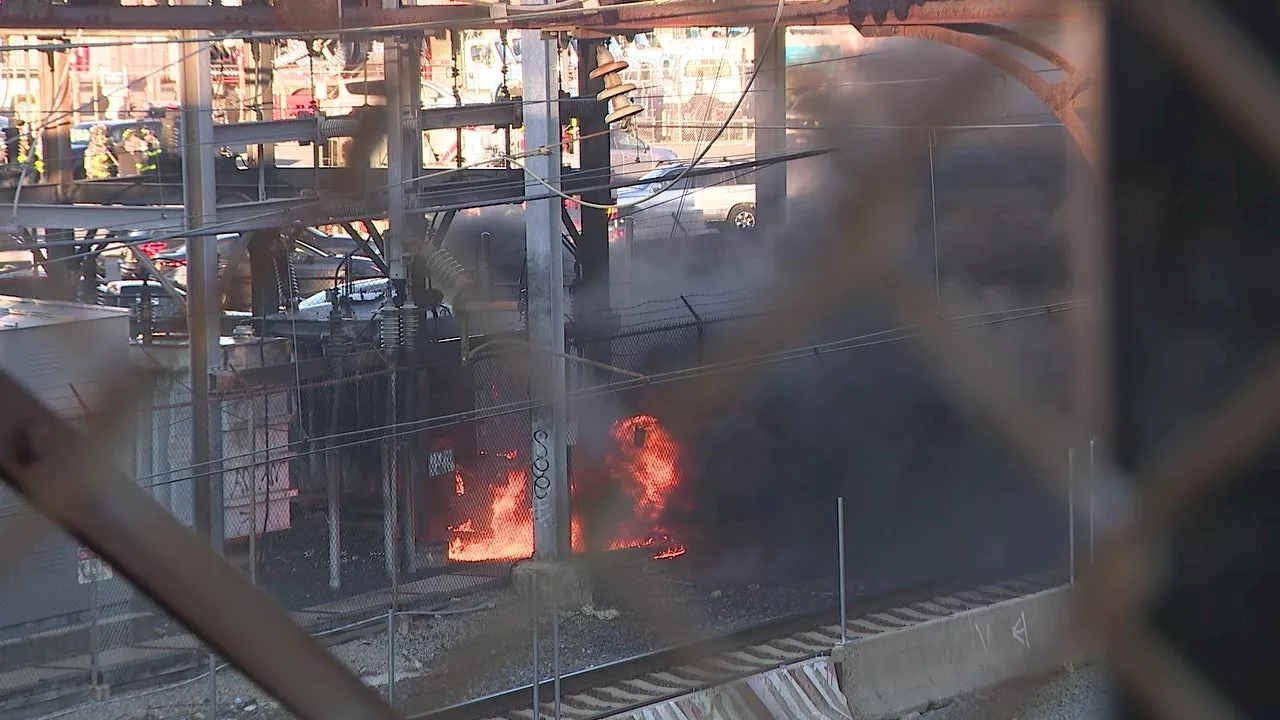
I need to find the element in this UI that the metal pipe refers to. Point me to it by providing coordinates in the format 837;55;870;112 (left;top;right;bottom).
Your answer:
837;496;847;645
1067;447;1075;584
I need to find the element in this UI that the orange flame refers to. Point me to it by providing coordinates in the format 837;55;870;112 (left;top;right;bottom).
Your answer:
447;414;684;562
653;545;686;560
454;471;465;496
606;415;682;550
447;469;534;562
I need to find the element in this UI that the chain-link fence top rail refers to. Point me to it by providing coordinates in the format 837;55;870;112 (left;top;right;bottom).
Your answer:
3;2;1275;720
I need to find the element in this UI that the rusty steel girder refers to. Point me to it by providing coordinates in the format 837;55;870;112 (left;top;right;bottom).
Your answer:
0;0;1061;33
859;24;1097;173
847;0;1058;27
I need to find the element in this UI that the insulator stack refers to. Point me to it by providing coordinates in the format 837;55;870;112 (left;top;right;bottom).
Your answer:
400;303;419;350
421;246;472;304
380;307;402;350
590;45;644;128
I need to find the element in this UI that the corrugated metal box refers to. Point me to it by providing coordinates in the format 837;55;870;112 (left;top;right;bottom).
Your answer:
0;296;133;635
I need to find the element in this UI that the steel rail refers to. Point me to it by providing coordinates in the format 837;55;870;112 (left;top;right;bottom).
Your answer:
410;569;1062;720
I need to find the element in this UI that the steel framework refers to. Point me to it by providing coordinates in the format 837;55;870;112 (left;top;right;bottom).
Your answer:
0;3;1139;720
0;0;1061;32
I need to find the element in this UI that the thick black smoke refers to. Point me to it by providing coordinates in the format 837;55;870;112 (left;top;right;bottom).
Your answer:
648;39;1081;590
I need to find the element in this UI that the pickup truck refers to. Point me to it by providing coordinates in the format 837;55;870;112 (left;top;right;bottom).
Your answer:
612;161;757;242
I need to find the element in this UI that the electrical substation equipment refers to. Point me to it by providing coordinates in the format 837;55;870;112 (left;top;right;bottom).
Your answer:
588;45;644;128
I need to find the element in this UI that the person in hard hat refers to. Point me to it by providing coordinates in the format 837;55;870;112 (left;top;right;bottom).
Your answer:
84;124;118;179
138;126;162;174
14;121;41;180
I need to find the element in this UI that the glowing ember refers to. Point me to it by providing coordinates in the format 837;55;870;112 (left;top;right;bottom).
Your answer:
448;414;684;562
653;545;686;560
447;469;534;562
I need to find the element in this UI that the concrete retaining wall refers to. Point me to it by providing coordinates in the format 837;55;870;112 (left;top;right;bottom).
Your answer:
833;586;1076;720
605;657;852;720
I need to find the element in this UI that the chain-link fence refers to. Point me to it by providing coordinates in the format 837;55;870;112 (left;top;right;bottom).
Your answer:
8;5;1279;720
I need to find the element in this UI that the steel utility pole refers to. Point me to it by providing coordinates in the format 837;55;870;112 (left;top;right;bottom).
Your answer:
246;40;275;185
754;26;786;232
575;37;614;343
181;18;224;553
523;22;571;561
38;43;77;301
380;0;427;583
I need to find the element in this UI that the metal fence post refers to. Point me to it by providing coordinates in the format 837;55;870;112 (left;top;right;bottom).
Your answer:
1089;435;1096;568
384;368;400;604
1067;447;1076;584
387;607;396;707
552;579;561;720
680;295;704;365
89;567;101;697
531;578;541;719
837;496;847;645
248;390;258;586
207;653;218;714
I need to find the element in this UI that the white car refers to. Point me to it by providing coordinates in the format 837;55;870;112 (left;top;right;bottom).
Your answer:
611;133;680;178
613;162;757;241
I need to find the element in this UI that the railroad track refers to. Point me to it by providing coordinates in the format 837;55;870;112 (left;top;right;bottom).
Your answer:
414;571;1063;720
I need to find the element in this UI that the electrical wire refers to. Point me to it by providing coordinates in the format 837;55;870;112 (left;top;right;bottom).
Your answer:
0;144;828;271
45;298;1084;497
576;0;787;210
0;299;1083;516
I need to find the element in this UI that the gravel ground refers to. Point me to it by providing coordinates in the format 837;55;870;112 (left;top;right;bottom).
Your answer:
36;556;839;720
919;665;1111;720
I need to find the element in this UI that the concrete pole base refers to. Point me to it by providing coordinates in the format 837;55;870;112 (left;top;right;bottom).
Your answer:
511;559;592;608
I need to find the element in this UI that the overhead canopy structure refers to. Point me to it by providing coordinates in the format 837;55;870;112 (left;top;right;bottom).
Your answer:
0;0;1062;33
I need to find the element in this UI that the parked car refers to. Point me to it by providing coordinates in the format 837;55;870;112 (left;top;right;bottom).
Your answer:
611;133;679;178
101;279;253;334
613;161;756;241
127;230;383;311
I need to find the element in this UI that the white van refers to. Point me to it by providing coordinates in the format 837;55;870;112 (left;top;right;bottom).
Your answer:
674;52;746;100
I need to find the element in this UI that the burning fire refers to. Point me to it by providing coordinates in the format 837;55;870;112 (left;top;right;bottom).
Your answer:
604;415;682;552
447;414;685;562
447;469;535;562
653;545;687;560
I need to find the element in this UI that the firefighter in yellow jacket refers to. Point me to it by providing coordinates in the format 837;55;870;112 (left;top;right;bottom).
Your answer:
84;124;118;179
